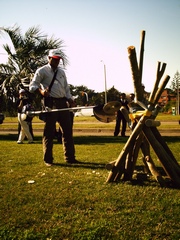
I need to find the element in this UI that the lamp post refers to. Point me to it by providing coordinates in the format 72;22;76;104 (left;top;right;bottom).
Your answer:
177;77;179;115
101;60;107;104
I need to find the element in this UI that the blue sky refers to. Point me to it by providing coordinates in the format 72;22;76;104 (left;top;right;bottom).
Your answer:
0;0;180;93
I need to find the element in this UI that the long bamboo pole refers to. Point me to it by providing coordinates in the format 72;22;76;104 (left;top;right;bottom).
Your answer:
106;114;149;182
123;133;144;181
153;75;170;105
151;127;180;176
142;125;180;186
140;137;166;187
139;30;146;83
127;46;143;100
149;62;167;104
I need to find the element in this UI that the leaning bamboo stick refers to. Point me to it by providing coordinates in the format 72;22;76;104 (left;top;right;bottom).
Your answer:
142;125;180;186
151;127;180;176
149;62;167;103
140;137;166;187
145;119;161;127
127;46;143;100
144;156;166;187
153;75;170;105
124;133;144;181
122;144;136;181
106;114;149;182
139;30;146;83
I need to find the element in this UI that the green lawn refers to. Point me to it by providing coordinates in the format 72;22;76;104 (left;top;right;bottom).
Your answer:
0;132;180;239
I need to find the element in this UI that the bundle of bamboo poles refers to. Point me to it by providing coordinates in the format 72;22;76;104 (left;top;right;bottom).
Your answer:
106;31;180;188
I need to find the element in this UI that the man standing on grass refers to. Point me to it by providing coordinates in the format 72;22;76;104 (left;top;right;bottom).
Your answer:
114;93;129;137
29;49;79;166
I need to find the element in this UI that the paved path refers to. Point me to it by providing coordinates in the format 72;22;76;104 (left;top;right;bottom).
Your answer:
0;127;180;137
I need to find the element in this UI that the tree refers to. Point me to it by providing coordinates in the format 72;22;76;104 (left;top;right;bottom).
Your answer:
170;71;180;91
107;86;120;102
0;25;68;115
170;71;180;115
69;85;95;106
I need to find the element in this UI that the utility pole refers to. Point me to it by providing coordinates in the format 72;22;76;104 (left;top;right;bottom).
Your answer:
101;60;107;104
177;75;179;115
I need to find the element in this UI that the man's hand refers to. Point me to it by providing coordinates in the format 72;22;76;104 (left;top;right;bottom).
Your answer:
68;98;76;108
39;88;50;97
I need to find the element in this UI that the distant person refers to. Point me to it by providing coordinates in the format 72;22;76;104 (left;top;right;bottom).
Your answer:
128;93;135;113
114;93;129;137
81;91;89;106
141;84;149;106
129;93;135;102
16;89;34;144
29;49;78;166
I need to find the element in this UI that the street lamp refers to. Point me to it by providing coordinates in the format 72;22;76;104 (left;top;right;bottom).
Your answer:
101;60;107;104
177;77;179;115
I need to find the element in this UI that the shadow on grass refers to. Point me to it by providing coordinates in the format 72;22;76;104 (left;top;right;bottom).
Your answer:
53;161;106;170
0;134;42;142
73;136;128;145
0;134;128;144
115;165;180;189
0;134;180;145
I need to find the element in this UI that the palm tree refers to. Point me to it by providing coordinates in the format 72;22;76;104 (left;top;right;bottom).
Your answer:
0;25;68;115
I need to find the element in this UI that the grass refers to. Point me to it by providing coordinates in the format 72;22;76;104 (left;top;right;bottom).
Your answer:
0;131;180;239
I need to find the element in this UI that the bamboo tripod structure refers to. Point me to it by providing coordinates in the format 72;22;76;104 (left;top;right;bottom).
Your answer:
106;31;180;188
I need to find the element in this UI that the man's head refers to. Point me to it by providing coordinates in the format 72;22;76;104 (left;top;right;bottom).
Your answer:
129;93;135;100
48;49;62;69
120;93;126;99
48;49;62;60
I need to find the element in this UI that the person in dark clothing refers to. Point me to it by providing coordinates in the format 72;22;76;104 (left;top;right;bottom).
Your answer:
114;93;129;137
29;49;78;166
16;89;34;144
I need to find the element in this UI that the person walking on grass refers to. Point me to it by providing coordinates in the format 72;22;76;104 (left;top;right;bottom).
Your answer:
29;49;79;166
16;89;34;144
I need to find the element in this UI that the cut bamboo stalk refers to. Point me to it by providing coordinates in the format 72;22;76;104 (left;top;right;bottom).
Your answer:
123;143;137;181
139;30;146;83
153;75;170;105
106;161;117;171
140;137;151;174
145;119;161;127
106;114;149;182
151;127;180;176
127;46;143;100
142;125;180;186
149;62;167;103
140;138;166;187
144;156;166;187
124;133;144;180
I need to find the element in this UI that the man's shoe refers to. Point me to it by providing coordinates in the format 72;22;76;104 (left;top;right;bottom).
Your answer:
45;162;53;167
66;159;80;164
17;141;23;144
